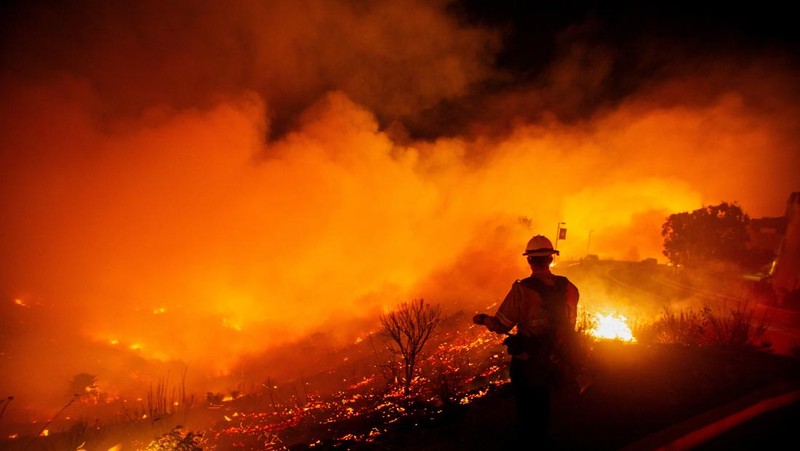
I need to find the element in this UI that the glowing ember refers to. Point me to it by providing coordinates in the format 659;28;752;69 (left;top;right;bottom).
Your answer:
588;313;636;342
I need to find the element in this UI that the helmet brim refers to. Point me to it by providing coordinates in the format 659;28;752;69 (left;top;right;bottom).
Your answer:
523;249;560;256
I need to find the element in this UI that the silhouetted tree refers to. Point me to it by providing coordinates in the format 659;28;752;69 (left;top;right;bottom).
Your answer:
380;298;441;395
661;201;768;270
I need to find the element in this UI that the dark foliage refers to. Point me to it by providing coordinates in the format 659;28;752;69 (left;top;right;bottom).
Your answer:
661;201;772;271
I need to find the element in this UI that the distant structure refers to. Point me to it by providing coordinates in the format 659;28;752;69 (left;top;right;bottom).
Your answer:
750;192;800;306
748;216;787;255
769;192;800;306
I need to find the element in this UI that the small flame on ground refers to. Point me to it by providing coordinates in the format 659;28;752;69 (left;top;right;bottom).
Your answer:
588;313;636;342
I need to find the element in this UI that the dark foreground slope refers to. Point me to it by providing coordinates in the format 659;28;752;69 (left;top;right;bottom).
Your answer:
356;342;800;451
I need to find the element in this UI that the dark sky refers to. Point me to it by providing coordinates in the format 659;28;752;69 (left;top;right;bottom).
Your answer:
2;1;798;140
452;1;799;74
425;1;800;137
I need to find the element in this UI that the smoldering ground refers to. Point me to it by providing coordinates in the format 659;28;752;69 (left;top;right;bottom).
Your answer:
1;0;798;419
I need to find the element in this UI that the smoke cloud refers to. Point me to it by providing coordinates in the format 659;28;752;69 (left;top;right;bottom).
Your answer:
1;0;798;418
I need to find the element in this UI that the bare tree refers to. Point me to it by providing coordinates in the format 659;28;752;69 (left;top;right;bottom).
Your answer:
380;298;441;395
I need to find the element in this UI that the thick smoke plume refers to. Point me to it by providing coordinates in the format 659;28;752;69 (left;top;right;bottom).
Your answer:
1;0;798;418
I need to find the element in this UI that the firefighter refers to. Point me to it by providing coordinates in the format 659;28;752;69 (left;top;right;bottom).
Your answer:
473;234;580;448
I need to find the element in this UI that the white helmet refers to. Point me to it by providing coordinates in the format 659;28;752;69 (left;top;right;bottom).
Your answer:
523;235;559;256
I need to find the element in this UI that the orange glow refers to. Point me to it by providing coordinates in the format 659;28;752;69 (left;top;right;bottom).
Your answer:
587;313;637;342
0;0;797;425
222;318;243;331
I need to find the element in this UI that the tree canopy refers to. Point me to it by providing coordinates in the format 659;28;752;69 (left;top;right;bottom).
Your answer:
661;201;768;270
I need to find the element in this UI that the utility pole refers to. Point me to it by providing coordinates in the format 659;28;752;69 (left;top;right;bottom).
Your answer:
586;229;594;256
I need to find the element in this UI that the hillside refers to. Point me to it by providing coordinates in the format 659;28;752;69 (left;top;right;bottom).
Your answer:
4;261;800;450
4;326;799;450
297;342;800;450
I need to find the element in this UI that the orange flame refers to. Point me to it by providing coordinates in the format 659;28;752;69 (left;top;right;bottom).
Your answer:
587;313;636;342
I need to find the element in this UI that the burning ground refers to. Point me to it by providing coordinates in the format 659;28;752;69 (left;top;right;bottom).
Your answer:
1;0;799;430
2;261;799;450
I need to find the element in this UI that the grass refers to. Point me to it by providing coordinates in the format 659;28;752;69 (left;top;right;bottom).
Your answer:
3;266;798;450
1;374;198;451
634;301;774;352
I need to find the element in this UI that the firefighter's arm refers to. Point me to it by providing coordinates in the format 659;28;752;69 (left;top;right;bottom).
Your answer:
473;282;519;333
472;313;508;333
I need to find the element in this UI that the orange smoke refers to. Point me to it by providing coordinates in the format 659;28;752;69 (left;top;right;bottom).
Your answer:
1;1;798;420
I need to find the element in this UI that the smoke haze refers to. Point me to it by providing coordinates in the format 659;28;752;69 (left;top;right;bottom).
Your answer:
1;0;798;418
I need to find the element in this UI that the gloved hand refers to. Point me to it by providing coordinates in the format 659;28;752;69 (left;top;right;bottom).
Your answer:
473;313;489;325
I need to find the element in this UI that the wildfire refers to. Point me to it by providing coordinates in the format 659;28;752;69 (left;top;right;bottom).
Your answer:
587;313;636;342
201;326;511;448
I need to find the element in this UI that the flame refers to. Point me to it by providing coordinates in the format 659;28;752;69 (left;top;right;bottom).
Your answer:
587;313;636;342
0;0;796;424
